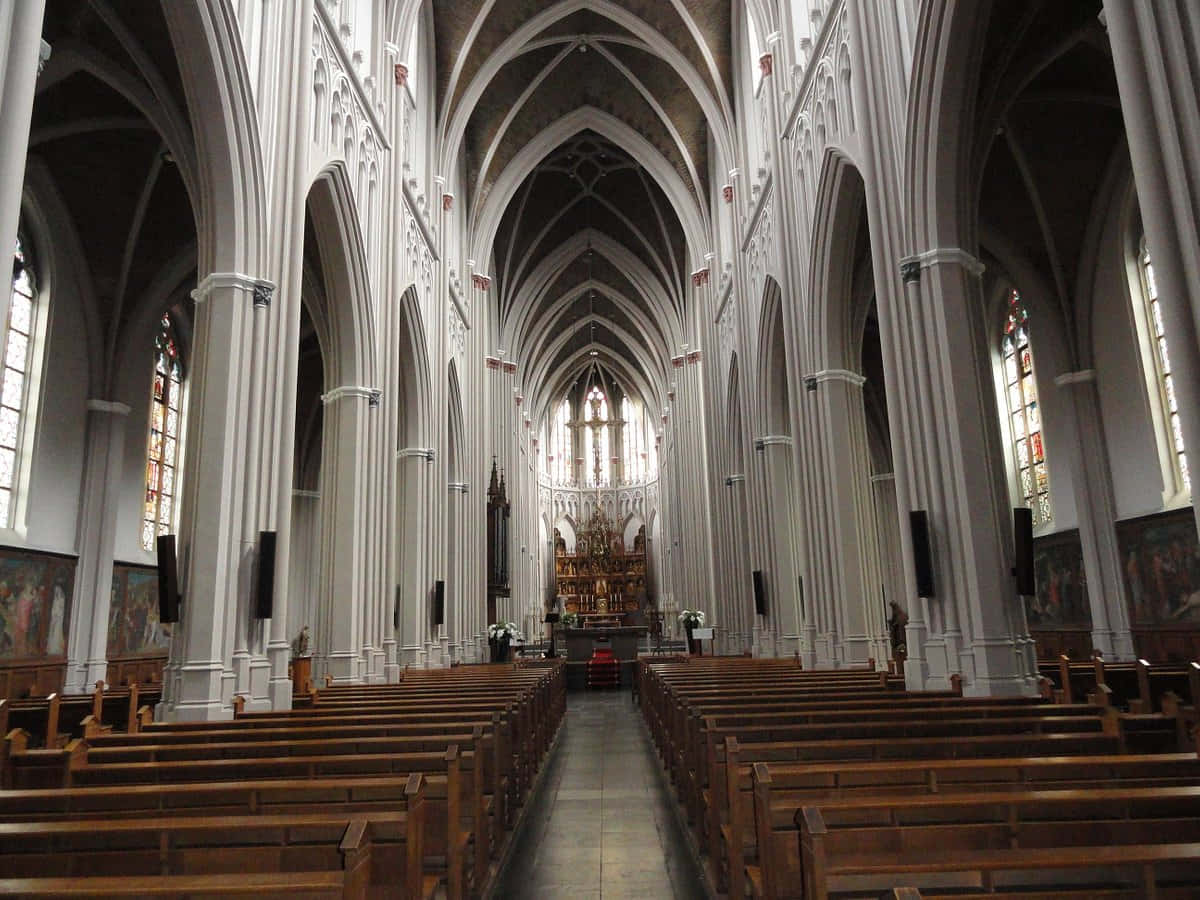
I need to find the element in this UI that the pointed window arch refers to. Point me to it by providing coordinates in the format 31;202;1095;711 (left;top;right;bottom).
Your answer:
1137;240;1189;495
142;314;185;551
1;237;42;529
1001;289;1051;526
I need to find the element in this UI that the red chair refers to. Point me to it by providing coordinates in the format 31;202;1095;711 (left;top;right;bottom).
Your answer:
586;645;620;689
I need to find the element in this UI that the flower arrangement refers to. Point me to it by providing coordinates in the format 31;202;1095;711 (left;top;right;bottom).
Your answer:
678;610;706;630
488;622;523;642
560;611;579;628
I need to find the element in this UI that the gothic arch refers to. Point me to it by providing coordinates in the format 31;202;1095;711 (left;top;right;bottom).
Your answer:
306;165;378;391
162;0;267;277
809;150;869;372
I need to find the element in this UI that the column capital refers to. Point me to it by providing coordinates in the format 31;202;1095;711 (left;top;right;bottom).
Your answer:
870;472;896;483
803;368;867;388
86;399;131;416
724;473;746;486
448;482;469;494
321;386;382;408
191;273;277;304
753;435;793;450
1053;369;1097;387
899;248;985;280
397;446;435;462
292;489;320;499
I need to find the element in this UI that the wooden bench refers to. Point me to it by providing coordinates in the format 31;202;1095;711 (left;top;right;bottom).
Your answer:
0;806;431;900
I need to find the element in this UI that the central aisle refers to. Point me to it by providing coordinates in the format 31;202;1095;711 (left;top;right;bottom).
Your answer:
495;690;708;899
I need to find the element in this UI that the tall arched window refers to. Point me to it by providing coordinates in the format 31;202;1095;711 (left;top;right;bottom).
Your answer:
622;397;650;483
583;386;610;487
1137;241;1189;495
547;397;572;485
1001;289;1051;525
0;238;40;529
142;314;185;551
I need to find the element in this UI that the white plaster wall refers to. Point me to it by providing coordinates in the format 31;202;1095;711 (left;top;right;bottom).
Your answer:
22;263;88;553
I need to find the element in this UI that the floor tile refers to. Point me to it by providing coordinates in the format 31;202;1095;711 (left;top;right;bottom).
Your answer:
494;691;708;900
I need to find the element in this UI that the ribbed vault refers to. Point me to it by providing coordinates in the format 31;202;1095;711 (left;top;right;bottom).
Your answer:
430;1;733;433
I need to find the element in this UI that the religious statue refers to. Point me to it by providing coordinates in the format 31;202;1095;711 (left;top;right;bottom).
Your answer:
887;602;908;655
291;625;310;658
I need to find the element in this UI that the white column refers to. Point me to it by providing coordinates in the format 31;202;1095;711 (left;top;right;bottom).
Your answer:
812;368;884;666
1053;370;1136;660
64;400;131;693
397;447;432;667
166;275;258;720
0;2;46;335
898;251;1035;696
757;436;802;658
318;385;379;684
1104;0;1200;535
871;473;908;663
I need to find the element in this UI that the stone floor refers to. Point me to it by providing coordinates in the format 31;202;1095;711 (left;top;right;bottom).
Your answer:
493;690;709;899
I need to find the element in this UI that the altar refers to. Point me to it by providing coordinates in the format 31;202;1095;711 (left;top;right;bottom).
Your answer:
562;625;648;690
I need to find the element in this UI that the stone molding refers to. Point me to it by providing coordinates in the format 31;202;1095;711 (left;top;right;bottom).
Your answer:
397;446;435;461
87;399;132;416
191;272;277;304
321;386;382;408
804;368;867;388
899;247;986;280
1053;369;1097;387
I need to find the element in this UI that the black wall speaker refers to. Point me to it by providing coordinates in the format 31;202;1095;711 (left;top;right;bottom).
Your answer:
798;575;805;617
155;534;181;624
909;510;936;598
752;569;767;616
393;584;401;630
254;531;277;619
433;580;445;626
1013;507;1035;596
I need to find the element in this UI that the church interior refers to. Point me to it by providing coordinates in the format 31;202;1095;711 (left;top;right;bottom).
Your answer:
2;0;1200;895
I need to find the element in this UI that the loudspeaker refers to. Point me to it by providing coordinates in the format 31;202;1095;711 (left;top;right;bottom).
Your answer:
1013;507;1035;596
433;580;445;626
393;585;401;630
752;569;767;616
909;510;936;598
798;575;805;617
155;534;180;624
254;531;277;619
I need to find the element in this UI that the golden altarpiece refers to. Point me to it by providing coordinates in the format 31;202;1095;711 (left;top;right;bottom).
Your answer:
554;509;647;627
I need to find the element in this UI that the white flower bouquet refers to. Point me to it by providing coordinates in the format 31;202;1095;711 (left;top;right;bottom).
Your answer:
488;622;523;642
678;609;706;630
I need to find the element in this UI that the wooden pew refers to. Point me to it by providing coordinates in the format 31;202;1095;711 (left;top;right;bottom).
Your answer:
794;787;1200;900
0;804;430;899
743;752;1200;899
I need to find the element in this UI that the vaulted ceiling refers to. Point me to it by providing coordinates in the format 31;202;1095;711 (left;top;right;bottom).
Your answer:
431;1;734;426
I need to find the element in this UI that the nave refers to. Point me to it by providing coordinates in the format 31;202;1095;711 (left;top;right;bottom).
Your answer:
494;691;707;899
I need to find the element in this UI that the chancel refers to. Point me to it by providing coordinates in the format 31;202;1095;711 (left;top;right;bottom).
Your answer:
2;0;1200;896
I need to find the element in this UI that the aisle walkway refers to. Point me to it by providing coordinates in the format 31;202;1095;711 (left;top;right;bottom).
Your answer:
494;690;709;899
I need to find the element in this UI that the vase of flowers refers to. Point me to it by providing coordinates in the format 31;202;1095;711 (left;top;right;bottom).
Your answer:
560;611;579;629
678;609;706;655
488;622;522;663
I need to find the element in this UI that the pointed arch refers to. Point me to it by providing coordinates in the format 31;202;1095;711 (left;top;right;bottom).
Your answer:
306;165;378;391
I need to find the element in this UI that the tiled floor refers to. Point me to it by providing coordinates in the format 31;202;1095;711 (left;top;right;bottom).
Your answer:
493;690;708;899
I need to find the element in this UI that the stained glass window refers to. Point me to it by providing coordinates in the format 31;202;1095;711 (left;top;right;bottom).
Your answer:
1140;244;1189;494
0;239;36;528
143;314;184;551
1001;289;1052;525
622;397;651;484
